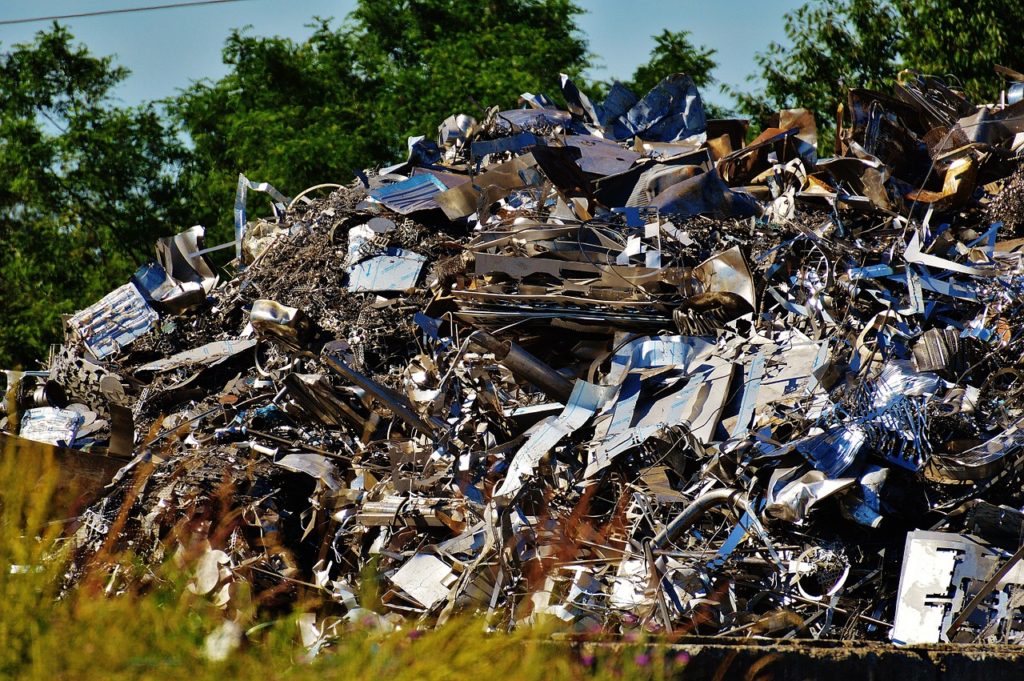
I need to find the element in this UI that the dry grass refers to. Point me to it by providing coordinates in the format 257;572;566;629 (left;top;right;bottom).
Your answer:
0;441;687;680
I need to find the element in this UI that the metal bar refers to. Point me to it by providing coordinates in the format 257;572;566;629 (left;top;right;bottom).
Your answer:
244;428;350;461
946;541;1024;638
469;330;575;403
325;354;445;439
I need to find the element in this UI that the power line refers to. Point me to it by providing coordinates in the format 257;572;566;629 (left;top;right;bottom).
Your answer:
0;0;258;27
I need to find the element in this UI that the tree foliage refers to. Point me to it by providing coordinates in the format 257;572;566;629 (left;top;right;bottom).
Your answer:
0;25;185;368
586;29;719;114
348;0;590;141
176;0;590;239
627;29;717;95
897;0;1022;103
730;0;900;133
172;21;384;241
735;0;1024;139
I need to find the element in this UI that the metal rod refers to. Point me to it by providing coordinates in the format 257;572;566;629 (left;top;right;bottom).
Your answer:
946;541;1024;638
325;354;445;439
469;330;575;404
781;590;893;628
244;428;350;461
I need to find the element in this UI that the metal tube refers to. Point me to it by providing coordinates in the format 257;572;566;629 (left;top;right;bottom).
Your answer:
470;330;575;404
325;354;445;439
651;488;750;549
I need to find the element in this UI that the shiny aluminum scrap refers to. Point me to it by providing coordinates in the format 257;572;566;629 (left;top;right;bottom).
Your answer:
11;66;1024;646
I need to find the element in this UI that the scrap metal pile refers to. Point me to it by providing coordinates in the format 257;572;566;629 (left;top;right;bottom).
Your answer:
9;69;1024;645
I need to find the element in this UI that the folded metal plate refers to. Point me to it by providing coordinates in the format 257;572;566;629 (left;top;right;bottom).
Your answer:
348;248;426;292
19;406;84;446
368;174;449;214
67;283;158;360
389;553;456;610
563;135;641;175
795;425;866;478
136;339;256;373
891;531;1024;644
496;380;615;497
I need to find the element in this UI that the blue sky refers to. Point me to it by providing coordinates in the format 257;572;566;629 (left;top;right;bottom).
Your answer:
0;0;803;109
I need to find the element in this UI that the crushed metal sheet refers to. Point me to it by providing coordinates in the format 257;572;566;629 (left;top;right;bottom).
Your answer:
66;283;158;360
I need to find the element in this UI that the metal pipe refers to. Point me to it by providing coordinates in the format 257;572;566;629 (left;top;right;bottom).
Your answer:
469;330;575;404
651;488;750;549
325;354;445;439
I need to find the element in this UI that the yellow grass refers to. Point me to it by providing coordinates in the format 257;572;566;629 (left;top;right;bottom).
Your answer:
0;441;687;680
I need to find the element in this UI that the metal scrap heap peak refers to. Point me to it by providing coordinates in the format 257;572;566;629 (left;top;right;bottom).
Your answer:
9;69;1024;646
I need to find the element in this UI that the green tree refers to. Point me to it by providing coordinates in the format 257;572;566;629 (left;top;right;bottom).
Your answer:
586;29;720;116
733;0;1024;142
172;20;383;242
348;0;589;141
626;29;717;96
623;28;723;118
174;0;591;238
897;0;1022;103
0;25;185;368
730;0;900;136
